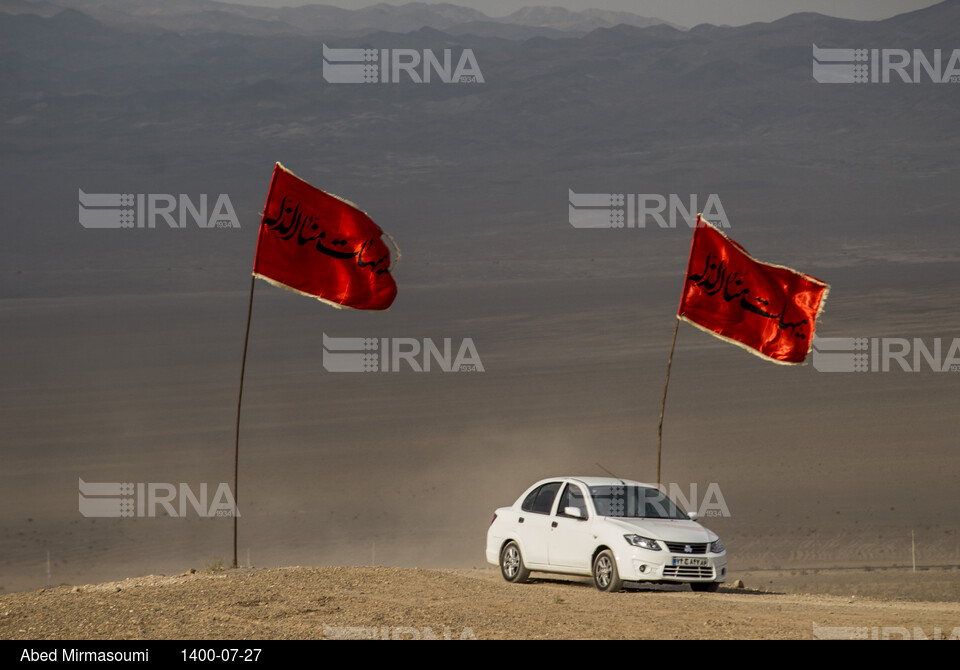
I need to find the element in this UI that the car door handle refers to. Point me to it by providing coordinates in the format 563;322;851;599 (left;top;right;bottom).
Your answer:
551;521;558;528
518;517;524;524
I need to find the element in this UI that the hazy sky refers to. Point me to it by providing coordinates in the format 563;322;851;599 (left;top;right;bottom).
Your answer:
222;0;944;26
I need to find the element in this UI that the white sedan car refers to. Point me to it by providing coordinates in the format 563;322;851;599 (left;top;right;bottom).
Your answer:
486;476;727;592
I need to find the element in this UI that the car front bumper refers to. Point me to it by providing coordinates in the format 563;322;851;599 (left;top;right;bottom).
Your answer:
616;549;727;583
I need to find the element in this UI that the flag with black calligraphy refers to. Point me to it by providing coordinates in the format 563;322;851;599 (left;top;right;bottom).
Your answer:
678;215;829;365
252;163;399;310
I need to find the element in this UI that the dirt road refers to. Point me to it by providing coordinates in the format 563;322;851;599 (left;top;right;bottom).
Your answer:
2;566;959;640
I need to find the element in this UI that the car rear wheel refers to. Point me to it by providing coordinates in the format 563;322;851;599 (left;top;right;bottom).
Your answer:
690;581;720;592
500;541;530;583
592;550;623;592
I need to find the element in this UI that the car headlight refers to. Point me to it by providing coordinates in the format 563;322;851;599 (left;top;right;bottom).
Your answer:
624;535;661;551
710;539;725;554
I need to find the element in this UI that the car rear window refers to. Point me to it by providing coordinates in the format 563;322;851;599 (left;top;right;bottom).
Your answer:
521;482;562;515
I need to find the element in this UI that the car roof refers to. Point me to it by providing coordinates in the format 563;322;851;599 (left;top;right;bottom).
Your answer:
540;476;659;489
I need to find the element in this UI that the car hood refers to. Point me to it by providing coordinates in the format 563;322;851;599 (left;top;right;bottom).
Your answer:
602;517;717;543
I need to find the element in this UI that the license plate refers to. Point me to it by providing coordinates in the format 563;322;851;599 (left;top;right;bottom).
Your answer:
672;557;708;567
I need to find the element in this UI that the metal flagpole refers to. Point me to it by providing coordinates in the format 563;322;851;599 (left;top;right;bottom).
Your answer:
657;215;701;486
233;275;256;569
656;316;680;486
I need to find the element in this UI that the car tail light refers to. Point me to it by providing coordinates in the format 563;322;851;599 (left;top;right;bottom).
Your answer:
489;513;498;527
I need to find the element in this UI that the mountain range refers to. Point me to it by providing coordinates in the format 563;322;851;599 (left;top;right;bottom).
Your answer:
0;0;680;37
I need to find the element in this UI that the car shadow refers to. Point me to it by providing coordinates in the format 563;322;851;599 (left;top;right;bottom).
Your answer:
525;575;594;589
525;574;782;596
623;583;783;596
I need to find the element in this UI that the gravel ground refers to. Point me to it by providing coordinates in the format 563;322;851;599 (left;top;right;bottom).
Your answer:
2;566;959;640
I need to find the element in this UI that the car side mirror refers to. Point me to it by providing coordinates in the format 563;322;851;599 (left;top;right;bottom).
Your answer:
687;511;698;521
564;506;583;519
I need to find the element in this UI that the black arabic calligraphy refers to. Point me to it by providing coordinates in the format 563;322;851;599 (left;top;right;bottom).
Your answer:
687;252;808;339
262;196;391;275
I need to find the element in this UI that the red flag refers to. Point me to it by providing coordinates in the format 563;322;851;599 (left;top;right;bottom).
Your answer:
253;163;398;310
678;215;829;365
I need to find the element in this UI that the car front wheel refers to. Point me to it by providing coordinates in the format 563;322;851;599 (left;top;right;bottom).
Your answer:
500;541;530;583
592;550;623;592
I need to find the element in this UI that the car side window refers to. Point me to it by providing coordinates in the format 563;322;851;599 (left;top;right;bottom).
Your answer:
557;483;588;519
521;482;562;515
521;487;540;512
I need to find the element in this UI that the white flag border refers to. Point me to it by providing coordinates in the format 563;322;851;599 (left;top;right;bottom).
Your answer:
679;215;831;366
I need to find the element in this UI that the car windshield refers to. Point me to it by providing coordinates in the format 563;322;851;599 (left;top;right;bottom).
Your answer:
589;485;689;519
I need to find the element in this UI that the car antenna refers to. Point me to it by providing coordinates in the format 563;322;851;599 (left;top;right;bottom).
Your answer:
595;462;626;487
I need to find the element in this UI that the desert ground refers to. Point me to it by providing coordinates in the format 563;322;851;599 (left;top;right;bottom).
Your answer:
2;565;960;640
